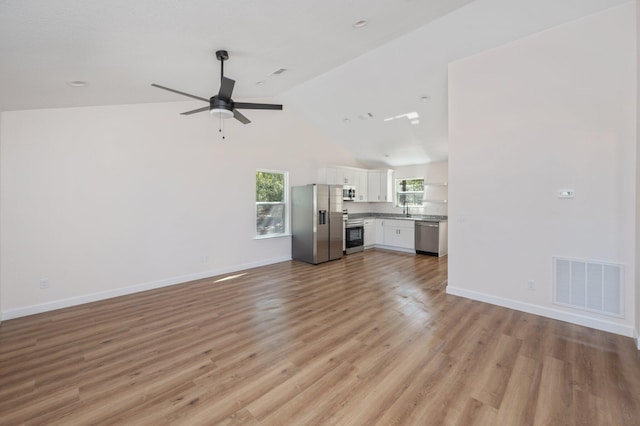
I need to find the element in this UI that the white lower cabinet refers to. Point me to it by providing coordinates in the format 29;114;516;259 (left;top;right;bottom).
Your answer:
363;219;375;248
375;219;415;252
375;219;385;246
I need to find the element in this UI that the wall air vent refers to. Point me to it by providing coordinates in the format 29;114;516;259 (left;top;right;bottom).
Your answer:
272;68;288;75
553;257;623;318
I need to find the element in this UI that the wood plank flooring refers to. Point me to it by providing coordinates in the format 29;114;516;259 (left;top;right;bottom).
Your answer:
1;249;639;425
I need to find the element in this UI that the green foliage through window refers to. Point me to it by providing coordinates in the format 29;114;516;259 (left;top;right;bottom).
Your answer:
256;171;284;202
256;170;287;236
396;178;424;207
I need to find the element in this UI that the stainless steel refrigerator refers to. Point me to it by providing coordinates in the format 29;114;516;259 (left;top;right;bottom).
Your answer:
291;184;343;264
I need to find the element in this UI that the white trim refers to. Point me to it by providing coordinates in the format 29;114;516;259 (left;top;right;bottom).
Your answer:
446;286;635;338
254;233;291;240
374;244;415;254
1;255;291;321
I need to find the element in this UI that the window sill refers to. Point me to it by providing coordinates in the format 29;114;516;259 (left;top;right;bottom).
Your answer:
254;233;292;240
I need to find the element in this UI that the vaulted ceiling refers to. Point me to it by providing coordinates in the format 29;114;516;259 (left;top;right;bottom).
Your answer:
0;0;631;167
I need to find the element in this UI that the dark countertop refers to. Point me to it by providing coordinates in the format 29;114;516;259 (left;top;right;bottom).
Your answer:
349;213;447;222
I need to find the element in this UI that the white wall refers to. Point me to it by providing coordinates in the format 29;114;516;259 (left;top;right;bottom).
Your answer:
0;100;358;319
448;4;636;336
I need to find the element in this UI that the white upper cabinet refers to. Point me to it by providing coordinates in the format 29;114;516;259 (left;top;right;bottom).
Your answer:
355;170;368;202
318;166;358;185
318;167;392;203
367;172;381;201
367;170;393;202
347;169;358;185
318;167;338;184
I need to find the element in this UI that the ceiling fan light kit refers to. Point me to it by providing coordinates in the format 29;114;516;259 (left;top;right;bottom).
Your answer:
151;50;283;125
210;108;233;119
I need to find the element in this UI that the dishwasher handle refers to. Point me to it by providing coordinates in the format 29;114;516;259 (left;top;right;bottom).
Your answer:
416;221;439;228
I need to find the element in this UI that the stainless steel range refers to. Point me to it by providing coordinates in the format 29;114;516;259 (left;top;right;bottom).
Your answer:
345;217;364;254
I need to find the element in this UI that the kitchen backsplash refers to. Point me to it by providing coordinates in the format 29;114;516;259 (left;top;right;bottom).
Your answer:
342;200;447;217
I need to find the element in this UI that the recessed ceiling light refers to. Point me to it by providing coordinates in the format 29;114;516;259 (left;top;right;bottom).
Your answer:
66;80;89;87
271;68;287;75
420;96;430;102
255;80;266;85
343;118;351;123
384;154;390;158
352;19;369;29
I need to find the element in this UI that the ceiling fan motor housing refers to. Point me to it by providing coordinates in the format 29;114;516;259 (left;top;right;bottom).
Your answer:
210;96;234;118
210;96;233;111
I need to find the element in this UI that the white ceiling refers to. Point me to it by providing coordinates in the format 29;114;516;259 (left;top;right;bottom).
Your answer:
0;0;631;167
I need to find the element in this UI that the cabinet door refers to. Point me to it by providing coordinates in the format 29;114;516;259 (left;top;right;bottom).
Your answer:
355;170;368;202
325;167;338;185
375;219;385;245
343;169;356;185
363;219;375;247
396;225;415;250
379;170;393;202
368;172;381;201
317;167;328;184
383;226;398;246
380;219;398;246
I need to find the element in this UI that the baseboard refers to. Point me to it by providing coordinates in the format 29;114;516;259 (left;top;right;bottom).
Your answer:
446;286;636;338
1;256;291;321
374;244;415;254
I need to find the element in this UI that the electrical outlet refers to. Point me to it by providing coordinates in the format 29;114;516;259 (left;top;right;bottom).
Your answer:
39;278;50;289
527;280;535;291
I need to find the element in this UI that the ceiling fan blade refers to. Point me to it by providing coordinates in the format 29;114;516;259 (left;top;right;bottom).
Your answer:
180;106;210;115
233;109;251;124
218;77;235;101
234;102;283;111
151;84;209;102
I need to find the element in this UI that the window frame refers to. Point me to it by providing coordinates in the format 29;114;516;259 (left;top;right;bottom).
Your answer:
395;177;425;208
255;169;289;238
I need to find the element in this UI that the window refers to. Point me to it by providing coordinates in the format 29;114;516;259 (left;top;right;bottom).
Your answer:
396;178;424;207
256;170;288;237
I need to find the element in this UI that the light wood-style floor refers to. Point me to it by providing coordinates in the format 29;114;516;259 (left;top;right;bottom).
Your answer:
1;249;639;425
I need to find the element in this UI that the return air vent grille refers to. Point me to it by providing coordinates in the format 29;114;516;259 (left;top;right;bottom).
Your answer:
553;257;623;318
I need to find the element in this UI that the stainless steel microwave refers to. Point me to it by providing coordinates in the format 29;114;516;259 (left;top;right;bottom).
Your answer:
343;185;356;201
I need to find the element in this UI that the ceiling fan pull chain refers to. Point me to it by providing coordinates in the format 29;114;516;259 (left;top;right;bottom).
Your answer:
219;116;225;140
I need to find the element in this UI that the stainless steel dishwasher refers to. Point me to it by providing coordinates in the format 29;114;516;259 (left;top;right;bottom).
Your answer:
415;221;440;256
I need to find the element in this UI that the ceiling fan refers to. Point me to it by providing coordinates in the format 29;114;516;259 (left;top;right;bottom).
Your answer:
151;50;283;124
